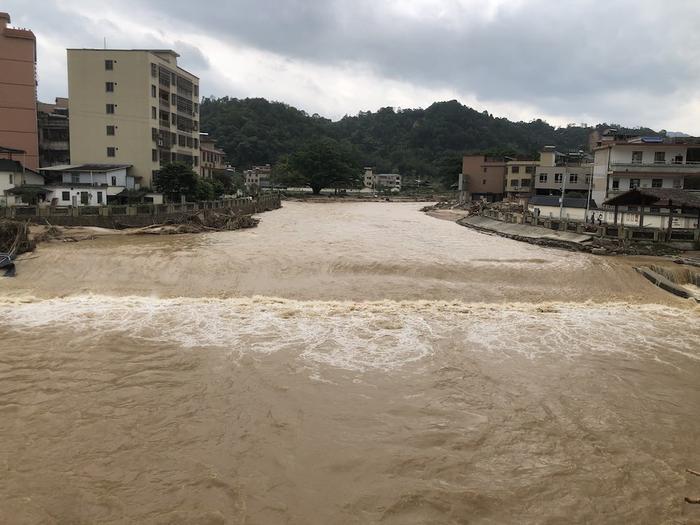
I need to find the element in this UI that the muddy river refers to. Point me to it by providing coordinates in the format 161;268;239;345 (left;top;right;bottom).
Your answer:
1;202;698;524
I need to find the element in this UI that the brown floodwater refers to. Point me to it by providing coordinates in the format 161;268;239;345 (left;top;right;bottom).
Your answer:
0;202;698;524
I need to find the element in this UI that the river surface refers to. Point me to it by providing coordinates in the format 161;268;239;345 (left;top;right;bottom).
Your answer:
1;202;698;524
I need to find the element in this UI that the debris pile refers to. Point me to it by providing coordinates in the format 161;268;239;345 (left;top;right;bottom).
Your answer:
0;220;34;256
130;209;260;235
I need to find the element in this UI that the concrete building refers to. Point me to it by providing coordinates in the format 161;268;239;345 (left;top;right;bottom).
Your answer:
0;12;39;170
592;137;700;205
505;159;538;197
39;163;139;206
37;97;70;167
199;133;225;178
363;168;402;191
535;147;593;197
67;49;200;189
245;164;272;188
459;155;506;201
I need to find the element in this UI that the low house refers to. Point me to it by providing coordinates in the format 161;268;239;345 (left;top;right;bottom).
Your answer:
528;195;598;222
0;159;45;205
39;163;142;206
603;188;700;229
245;164;272;188
505;158;538;198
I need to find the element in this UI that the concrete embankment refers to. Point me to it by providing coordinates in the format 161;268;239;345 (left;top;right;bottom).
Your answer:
457;215;593;252
635;267;699;301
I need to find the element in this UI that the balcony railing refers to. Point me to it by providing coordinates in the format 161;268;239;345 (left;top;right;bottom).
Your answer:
611;161;700;171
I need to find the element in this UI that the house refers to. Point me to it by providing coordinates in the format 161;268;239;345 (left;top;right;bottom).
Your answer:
591;136;700;205
39;163;141;206
505;158;539;198
199;133;225;179
459;155;506;201
528;195;598;222
534;146;593;197
363;168;402;191
0;158;44;205
245;164;272;188
67;48;200;188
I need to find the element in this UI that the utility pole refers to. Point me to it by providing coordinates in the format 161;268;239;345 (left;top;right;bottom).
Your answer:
558;171;567;220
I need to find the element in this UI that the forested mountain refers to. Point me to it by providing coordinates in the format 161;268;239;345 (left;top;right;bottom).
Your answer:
200;97;658;186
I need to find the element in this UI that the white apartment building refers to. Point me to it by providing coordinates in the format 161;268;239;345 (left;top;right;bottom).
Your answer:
245;164;272;188
363;168;401;191
67;49;200;189
592;137;700;205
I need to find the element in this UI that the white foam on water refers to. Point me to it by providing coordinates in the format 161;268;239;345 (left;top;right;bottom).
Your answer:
0;295;697;371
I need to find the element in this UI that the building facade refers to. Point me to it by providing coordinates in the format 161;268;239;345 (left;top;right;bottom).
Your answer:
505;159;538;197
534;147;592;197
67;49;200;189
37;97;70;167
592;137;700;205
0;12;39;170
363;168;402;191
199;133;225;178
459;155;506;201
245;164;272;188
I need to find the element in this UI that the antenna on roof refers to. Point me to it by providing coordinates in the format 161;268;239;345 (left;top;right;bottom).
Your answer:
103;37;107;49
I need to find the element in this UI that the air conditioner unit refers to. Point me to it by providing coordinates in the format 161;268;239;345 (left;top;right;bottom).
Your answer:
157;139;164;147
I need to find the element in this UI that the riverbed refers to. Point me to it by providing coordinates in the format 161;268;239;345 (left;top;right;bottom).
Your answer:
0;201;698;524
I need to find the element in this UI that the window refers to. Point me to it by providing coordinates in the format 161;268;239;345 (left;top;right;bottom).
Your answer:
8;173;13;184
97;192;103;204
631;151;643;164
107;147;116;157
194;139;198;149
539;173;547;183
654;151;666;164
71;173;80;183
612;178;620;190
521;179;531;187
673;178;682;189
105;81;114;92
194;85;199;97
569;174;578;184
673;154;683;164
194;103;199;114
151;63;157;77
482;179;486;185
106;125;115;136
152;149;158;162
193;156;198;167
652;178;663;188
152;106;157;119
483;167;487;173
172;114;177;124
105;59;114;70
554;173;563;183
172;93;177;105
179;134;186;146
111;176;117;186
151;85;156;97
62;191;70;201
629;178;640;189
525;166;535;174
511;166;520;174
510;179;518;187
106;104;115;114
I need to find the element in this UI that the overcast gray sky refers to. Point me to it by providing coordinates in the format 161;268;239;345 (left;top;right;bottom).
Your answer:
6;0;700;132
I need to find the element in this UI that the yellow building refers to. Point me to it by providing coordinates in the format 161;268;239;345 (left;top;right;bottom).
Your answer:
67;49;200;189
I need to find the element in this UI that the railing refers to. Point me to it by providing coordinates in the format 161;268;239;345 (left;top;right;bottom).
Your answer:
611;161;700;169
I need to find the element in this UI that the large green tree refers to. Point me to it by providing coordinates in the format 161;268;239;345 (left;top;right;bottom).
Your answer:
285;138;362;194
155;162;216;202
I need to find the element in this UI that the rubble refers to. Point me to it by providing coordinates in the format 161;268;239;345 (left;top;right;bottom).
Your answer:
0;220;34;256
129;209;260;235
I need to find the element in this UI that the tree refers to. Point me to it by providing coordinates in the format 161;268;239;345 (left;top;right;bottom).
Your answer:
154;162;199;201
285;138;361;194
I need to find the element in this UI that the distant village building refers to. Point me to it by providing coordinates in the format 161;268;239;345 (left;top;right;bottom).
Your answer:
504;158;538;198
535;146;593;197
199;133;225;179
67;48;200;189
591;136;700;206
459;155;506;201
245;164;272;188
0;12;39;170
0;158;44;206
37;97;70;167
363;168;401;191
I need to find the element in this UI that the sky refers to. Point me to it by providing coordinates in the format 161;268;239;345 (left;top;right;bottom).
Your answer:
5;0;700;133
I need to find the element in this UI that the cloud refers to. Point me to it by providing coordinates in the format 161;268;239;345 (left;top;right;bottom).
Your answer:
5;0;700;132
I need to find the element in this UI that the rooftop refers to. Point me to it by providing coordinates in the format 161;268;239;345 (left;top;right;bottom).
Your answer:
604;188;700;209
530;195;597;209
40;163;132;173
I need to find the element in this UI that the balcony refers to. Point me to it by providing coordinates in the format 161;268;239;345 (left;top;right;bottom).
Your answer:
610;161;700;173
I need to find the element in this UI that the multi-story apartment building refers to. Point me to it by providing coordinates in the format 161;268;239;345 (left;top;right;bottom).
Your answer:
199;133;225;178
245;164;272;188
504;158;538;197
37;97;70;167
534;146;593;197
363;168;402;191
591;137;700;205
459;155;506;201
67;49;200;189
0;12;39;170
